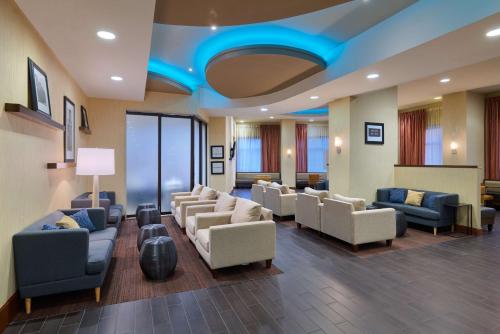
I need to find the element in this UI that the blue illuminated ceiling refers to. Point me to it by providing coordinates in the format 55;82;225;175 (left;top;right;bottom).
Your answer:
289;108;329;116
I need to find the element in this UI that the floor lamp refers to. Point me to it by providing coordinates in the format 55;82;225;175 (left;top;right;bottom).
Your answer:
76;148;115;208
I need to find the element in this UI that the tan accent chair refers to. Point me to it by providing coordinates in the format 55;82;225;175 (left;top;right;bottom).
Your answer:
192;198;275;272
251;184;266;205
263;186;296;217
321;198;396;251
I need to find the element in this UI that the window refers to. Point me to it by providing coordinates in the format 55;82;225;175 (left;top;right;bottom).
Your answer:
236;124;262;172
425;105;443;165
307;124;328;172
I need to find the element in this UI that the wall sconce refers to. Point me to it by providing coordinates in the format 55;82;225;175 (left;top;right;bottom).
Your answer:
450;141;458;155
334;137;342;154
286;149;292;157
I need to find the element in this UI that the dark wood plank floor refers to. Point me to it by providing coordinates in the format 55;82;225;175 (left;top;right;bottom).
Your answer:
5;197;500;333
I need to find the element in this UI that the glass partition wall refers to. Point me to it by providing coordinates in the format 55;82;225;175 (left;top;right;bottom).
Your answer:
126;112;207;215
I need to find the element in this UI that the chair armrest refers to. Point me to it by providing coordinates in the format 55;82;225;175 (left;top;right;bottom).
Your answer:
172;192;192;202
351;208;396;244
195;212;232;230
180;200;218;222
186;204;216;217
61;208;106;231
281;193;297;215
175;195;200;207
13;229;89;290
260;207;273;221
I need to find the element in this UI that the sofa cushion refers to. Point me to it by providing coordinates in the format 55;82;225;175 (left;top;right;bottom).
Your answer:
304;187;329;203
374;201;440;220
89;227;117;243
332;194;366;211
192;184;204;195
270;182;291;194
196;229;210;252
405;190;425;207
231;198;262;224
200;187;217;200
86;240;113;275
215;192;237;212
389;188;407;203
56;215;80;229
186;216;196;235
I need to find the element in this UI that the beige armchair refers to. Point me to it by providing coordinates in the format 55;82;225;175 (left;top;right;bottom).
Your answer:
172;186;218;229
251;184;266;205
322;198;396;251
263;186;296;217
295;193;323;231
192;198;275;273
169;184;204;213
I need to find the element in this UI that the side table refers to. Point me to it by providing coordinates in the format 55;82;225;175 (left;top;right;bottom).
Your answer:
445;203;472;235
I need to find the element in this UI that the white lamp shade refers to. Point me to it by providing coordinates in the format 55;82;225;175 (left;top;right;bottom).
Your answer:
76;148;115;175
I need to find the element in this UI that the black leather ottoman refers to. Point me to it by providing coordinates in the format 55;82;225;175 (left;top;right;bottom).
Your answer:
395;211;407;237
136;203;156;218
137;224;168;251
139;236;177;280
137;208;161;228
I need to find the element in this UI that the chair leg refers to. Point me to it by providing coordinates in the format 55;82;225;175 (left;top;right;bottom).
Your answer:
296;223;302;229
433;227;437;236
25;298;31;315
211;269;218;279
265;259;272;268
451;224;455;233
181;228;186;235
488;224;493;232
351;244;359;252
386;239;393;247
95;287;101;303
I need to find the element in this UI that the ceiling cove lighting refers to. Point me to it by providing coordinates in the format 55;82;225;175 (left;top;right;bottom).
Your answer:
310;95;319;100
148;59;200;91
434;96;442;100
440;78;450;83
366;73;379;79
269;116;275;119
188;67;193;72
260;107;268;112
211;25;217;31
486;28;500;37
97;31;116;40
110;76;123;81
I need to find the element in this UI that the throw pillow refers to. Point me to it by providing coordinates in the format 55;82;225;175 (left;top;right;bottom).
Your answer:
257;180;271;187
304;187;329;203
70;209;96;232
270;182;289;194
215;192;237;212
231;198;262;224
191;184;204;195
389;188;406;203
199;187;217;200
42;224;60;230
56;215;80;229
405;190;425;206
332;194;366;211
422;193;436;209
99;192;109;199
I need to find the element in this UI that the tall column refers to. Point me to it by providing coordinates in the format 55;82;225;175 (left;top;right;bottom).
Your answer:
280;120;296;187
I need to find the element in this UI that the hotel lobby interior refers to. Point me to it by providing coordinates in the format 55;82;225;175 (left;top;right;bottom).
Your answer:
2;0;500;333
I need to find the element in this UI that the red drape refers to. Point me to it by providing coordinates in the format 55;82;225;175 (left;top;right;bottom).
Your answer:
485;96;500;180
261;125;281;172
296;124;308;173
399;110;426;165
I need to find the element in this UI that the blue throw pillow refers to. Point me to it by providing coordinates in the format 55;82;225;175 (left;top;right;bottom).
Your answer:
70;209;96;232
99;192;109;199
42;224;60;230
422;194;436;210
389;188;406;203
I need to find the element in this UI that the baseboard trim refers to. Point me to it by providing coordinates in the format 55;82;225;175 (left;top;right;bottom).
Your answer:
454;224;483;236
0;292;19;332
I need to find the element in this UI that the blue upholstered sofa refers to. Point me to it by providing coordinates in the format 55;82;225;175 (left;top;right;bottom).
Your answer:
373;188;458;233
72;191;124;226
13;208;116;313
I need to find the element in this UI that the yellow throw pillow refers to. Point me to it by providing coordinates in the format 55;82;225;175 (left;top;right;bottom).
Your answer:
56;215;80;229
405;190;425;207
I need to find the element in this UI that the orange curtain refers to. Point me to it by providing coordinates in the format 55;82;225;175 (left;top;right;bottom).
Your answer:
485;96;500;180
296;124;308;173
399;110;426;165
261;125;281;172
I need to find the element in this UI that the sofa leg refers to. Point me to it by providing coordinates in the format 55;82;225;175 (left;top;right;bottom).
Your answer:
265;259;272;268
488;224;493;232
351;245;359;252
433;227;437;236
211;269;218;279
25;298;31;315
386;239;393;247
95;287;101;303
181;228;186;235
451;224;455;233
296;223;302;229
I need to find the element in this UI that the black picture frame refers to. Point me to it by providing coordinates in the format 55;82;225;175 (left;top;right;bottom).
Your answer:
80;106;90;129
210;145;224;159
365;122;384;145
64;96;76;162
28;58;52;118
229;140;236;160
211;161;224;175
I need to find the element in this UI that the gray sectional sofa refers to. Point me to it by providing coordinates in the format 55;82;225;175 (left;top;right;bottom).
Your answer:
373;188;458;234
13;208;116;313
72;191;124;226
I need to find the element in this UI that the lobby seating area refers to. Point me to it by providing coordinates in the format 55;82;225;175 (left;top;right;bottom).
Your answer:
71;191;124;226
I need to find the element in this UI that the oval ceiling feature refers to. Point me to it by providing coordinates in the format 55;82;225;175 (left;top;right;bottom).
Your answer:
154;0;352;26
205;46;326;99
146;72;192;95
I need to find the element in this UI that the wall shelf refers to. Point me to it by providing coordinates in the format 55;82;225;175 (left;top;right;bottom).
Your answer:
79;126;91;135
47;162;76;169
4;103;64;131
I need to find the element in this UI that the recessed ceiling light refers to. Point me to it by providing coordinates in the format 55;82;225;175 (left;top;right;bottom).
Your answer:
309;119;314;122
210;25;217;31
486;28;500;37
269;116;275;119
366;73;379;79
239;120;245;123
434;96;442;100
97;31;116;40
310;95;319;100
260;107;268;112
188;67;193;72
110;76;123;81
440;78;450;83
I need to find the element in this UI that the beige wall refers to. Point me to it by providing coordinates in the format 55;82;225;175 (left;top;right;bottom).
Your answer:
0;0;89;307
208;116;235;193
280;120;296;186
329;87;398;202
395;166;481;228
466;92;485;180
87;91;205;208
